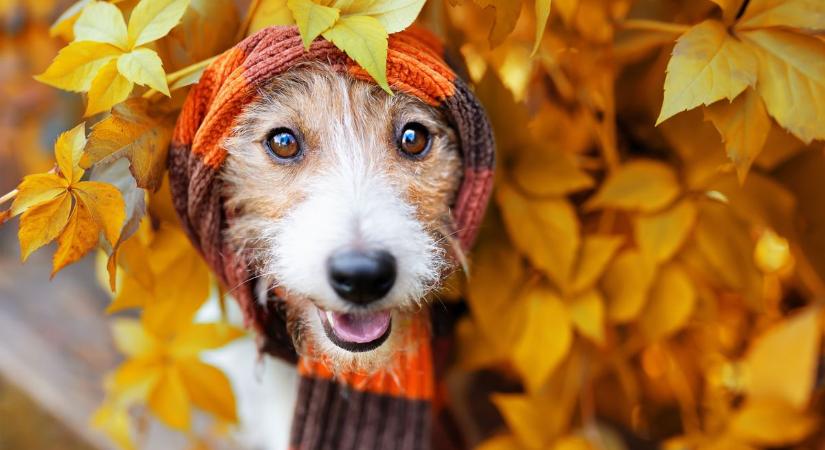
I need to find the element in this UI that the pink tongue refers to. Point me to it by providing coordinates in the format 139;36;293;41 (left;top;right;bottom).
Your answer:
329;310;391;343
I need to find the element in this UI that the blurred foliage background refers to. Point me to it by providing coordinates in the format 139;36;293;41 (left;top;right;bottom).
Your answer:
1;0;825;449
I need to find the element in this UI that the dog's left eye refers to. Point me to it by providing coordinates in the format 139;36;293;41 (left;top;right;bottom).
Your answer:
398;122;431;158
264;128;301;161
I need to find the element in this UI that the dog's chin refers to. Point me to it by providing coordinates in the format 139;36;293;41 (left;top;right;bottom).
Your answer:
295;301;409;371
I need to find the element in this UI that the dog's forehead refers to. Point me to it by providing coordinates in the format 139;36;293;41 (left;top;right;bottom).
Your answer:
241;66;449;137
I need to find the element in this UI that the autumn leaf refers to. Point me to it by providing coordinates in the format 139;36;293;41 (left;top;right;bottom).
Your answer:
323;16;391;92
741;29;825;144
10;123;126;273
634;200;697;263
498;181;580;289
36;0;190;115
348;0;426;33
288;0;340;49
81;98;176;191
568;234;623;294
473;0;523;46
512;283;572;391
737;0;825;31
742;306;821;409
567;289;606;345
657;20;757;125
728;399;818;446
601;249;656;322
250;0;295;34
533;0;551;55
110;317;244;430
639;263;696;340
585;160;680;213
704;88;770;182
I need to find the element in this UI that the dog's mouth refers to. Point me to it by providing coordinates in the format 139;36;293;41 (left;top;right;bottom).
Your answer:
317;307;392;352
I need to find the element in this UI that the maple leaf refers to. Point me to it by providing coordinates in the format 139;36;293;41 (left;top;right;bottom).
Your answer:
36;0;191;115
10;123;126;275
109;316;244;430
705;88;771;182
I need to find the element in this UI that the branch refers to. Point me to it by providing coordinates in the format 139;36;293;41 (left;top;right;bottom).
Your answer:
621;19;690;35
0;189;18;206
142;55;219;99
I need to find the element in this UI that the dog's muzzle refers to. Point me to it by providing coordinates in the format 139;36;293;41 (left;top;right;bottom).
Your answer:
320;248;397;351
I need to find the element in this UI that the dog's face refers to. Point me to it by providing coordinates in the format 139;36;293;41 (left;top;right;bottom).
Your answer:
222;64;461;367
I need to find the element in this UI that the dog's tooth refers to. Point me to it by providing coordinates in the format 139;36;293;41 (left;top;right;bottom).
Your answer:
325;311;336;326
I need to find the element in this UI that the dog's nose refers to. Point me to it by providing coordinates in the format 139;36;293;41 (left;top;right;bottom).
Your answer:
327;249;396;305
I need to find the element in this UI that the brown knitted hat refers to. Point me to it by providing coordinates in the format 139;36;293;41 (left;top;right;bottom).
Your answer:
168;25;494;449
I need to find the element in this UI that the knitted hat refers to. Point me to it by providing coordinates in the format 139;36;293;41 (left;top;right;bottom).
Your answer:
168;25;494;449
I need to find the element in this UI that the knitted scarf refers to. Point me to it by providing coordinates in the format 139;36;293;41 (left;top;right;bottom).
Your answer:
167;25;494;450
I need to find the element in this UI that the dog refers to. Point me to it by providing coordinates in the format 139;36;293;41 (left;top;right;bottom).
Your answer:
202;62;464;449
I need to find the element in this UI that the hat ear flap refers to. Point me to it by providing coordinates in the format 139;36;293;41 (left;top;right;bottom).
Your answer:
441;76;496;250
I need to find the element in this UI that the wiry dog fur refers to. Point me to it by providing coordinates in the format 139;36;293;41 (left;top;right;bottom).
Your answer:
221;62;462;371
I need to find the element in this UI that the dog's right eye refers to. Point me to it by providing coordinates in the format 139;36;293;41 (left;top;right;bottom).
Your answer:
264;128;301;161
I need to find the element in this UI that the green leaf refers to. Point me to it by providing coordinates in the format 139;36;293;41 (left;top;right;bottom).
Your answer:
322;15;390;93
350;0;425;33
288;0;340;50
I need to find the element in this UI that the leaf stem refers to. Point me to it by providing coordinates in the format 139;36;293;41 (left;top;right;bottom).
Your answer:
621;19;690;35
142;55;219;99
0;189;18;206
235;0;262;42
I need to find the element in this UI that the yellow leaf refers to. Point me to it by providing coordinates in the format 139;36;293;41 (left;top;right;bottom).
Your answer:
569;234;623;294
498;182;580;289
11;173;69;216
738;0;825;31
710;0;743;23
73;181;126;246
127;0;191;48
50;0;92;40
111;318;160;357
512;148;594;196
586;160;680;213
728;399;818;446
743;306;821;409
91;402;136;450
178;360;238;423
634;200;698;263
474;0;524;46
34;41;122;92
568;289;605;346
55;124;86;185
705;88;770;182
250;0;295;34
348;0;425;33
117;48;169;96
476;433;522;450
287;0;340;49
602;249;656;323
533;0;551;55
86;59;133;116
149;366;191;430
639;263;696;340
322;15;390;93
73;1;128;49
554;435;596;450
112;358;162;397
657;20;757;125
52;195;101;276
82;98;176;191
170;323;245;357
18;193;72;261
513;284;572;391
467;227;527;353
743;29;825;143
492;394;552;448
142;226;211;338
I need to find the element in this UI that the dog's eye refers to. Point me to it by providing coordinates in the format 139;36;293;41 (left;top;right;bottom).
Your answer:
264;128;301;161
398;122;431;158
